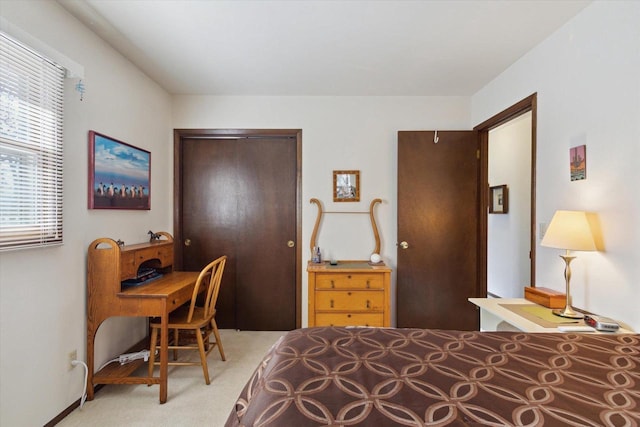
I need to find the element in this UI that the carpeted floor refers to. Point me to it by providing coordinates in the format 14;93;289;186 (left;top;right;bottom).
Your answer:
57;330;285;427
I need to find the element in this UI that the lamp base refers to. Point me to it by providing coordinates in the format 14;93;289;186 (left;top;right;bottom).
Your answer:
552;307;584;319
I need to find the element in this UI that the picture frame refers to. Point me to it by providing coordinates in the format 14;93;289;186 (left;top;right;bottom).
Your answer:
88;131;151;210
333;170;360;202
570;144;586;181
489;184;508;214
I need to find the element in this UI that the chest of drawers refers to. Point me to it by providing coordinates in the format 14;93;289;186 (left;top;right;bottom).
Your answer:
308;261;391;327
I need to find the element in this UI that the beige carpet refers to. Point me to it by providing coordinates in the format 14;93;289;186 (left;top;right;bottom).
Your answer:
57;330;285;427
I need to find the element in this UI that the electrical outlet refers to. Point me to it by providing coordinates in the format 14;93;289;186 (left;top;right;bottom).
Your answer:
68;350;77;371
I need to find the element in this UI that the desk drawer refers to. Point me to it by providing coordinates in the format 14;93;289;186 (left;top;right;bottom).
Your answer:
315;313;384;327
316;291;383;311
168;285;193;311
315;273;383;290
136;246;172;267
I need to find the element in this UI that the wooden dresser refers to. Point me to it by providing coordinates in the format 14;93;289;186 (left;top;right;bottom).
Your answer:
308;261;391;327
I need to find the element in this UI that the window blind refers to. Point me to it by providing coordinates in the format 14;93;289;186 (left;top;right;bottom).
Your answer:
0;32;65;251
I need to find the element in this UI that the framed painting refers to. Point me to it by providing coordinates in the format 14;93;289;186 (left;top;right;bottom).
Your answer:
570;145;586;181
333;170;360;202
88;131;151;210
489;184;508;214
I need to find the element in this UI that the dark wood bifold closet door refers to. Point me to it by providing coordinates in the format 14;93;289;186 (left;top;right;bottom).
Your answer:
397;131;481;330
176;132;299;331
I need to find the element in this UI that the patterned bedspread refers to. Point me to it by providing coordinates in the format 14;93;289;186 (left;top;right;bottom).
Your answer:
225;327;640;426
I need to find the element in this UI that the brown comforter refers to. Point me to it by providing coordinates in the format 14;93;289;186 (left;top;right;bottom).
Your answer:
226;327;640;426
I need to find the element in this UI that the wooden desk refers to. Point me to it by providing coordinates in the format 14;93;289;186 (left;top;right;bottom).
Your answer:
87;234;197;403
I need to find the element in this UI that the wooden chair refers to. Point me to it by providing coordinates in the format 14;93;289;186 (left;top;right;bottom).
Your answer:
148;255;227;384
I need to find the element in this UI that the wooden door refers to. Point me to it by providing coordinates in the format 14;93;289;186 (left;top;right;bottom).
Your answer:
397;131;482;330
175;130;300;331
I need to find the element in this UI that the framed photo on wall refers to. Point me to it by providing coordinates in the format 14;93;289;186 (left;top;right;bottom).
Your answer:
570;144;586;181
88;131;151;210
489;184;508;214
333;170;360;202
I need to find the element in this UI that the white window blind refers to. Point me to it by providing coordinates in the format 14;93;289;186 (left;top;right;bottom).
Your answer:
0;32;65;251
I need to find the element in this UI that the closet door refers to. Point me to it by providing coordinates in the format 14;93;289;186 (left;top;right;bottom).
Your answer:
235;137;297;330
397;131;481;330
176;131;300;330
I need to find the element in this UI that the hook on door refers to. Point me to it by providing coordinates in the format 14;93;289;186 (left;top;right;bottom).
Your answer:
434;130;439;144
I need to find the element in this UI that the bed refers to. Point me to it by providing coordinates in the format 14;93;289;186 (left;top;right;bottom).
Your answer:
225;327;640;426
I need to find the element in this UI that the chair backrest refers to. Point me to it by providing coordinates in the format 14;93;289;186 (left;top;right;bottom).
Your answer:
186;255;227;322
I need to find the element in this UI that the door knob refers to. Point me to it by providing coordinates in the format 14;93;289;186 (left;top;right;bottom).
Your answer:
184;238;191;247
398;241;409;249
287;240;295;248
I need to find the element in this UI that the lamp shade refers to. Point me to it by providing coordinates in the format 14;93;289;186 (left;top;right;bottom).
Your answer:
541;210;597;251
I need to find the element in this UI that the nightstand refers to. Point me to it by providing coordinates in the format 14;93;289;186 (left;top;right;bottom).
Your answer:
468;298;634;333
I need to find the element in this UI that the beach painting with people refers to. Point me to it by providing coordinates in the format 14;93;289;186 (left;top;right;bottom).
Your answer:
88;131;151;210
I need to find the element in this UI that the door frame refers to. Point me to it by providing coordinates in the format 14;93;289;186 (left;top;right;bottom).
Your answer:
173;128;303;328
474;93;537;295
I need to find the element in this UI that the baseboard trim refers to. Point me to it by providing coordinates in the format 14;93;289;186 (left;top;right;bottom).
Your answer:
44;337;148;426
43;384;104;427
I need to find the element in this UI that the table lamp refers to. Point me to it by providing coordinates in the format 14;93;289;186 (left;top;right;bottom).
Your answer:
540;210;597;318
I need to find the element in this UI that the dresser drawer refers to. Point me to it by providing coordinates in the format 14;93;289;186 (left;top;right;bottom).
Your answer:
315;313;384;327
315;273;383;290
316;290;384;311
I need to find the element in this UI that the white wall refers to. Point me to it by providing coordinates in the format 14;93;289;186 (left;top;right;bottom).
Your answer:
472;1;640;331
172;95;470;325
0;1;172;425
487;112;532;297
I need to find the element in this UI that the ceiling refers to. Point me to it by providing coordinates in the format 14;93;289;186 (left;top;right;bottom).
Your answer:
57;0;590;96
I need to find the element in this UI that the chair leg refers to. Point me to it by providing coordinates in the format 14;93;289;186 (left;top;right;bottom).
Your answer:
148;327;158;381
211;318;226;361
195;328;210;385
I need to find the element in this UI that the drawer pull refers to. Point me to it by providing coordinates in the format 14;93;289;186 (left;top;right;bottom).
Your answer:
347;314;351;318
330;299;334;308
331;280;335;288
347;292;351;296
366;280;370;289
366;300;370;309
347;275;351;279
